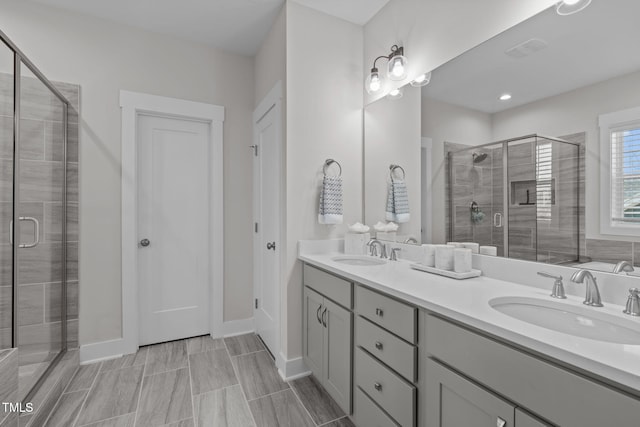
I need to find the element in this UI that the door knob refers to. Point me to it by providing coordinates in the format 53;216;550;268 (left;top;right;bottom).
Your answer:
140;238;150;247
266;242;276;250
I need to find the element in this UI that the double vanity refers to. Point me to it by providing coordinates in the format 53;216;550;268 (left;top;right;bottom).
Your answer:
299;242;640;427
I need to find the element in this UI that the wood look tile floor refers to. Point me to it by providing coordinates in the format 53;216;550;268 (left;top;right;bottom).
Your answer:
43;334;354;427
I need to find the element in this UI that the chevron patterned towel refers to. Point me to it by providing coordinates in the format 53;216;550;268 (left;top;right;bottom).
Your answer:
318;176;343;225
386;179;410;223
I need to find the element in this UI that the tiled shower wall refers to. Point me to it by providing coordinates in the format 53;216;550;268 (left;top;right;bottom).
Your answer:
0;72;79;354
447;132;640;267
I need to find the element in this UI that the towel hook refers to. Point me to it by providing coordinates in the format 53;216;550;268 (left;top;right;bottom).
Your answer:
323;159;342;177
389;164;405;180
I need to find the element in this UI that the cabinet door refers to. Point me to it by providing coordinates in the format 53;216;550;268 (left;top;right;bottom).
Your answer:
323;298;353;414
303;287;325;379
515;409;552;427
425;359;515;427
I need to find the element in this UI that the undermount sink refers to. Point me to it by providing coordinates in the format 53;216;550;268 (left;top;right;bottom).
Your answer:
331;255;387;266
489;296;640;345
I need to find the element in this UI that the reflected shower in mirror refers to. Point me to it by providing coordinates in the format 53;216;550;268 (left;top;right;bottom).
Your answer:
364;0;640;270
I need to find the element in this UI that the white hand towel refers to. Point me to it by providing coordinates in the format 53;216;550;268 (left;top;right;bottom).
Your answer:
318;175;343;225
385;179;410;223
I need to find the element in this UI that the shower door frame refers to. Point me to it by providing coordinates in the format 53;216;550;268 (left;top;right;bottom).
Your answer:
448;134;581;262
1;28;71;402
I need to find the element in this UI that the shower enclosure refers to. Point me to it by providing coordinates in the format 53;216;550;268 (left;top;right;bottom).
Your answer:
0;30;74;402
448;134;580;264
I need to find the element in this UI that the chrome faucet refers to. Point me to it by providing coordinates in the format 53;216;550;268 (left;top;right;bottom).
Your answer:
390;247;401;261
537;272;566;299
571;269;603;307
367;239;387;258
613;260;634;274
623;288;640;316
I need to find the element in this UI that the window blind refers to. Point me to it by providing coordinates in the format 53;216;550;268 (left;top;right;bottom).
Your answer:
536;142;552;220
611;123;640;223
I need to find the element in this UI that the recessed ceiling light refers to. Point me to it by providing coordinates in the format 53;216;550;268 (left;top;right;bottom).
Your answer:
556;0;592;15
499;94;512;101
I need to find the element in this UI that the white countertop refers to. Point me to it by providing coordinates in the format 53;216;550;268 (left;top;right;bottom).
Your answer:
299;249;640;394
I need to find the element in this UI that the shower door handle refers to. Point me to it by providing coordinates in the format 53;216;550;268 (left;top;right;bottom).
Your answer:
493;213;503;228
9;217;40;248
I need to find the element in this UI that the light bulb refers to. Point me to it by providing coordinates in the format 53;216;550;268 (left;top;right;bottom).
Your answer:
387;54;408;81
556;0;591;15
365;68;384;94
391;59;404;77
563;0;580;5
499;93;512;101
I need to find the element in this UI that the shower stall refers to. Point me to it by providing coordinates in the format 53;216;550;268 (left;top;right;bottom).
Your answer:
448;134;580;264
0;30;76;403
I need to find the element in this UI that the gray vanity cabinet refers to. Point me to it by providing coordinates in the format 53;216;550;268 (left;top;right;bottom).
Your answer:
302;265;354;414
425;358;515;427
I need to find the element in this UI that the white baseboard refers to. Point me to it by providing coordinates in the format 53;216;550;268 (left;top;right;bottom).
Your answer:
79;338;128;365
220;318;255;337
278;354;311;381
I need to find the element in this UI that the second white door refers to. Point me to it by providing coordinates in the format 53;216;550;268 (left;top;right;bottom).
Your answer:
253;94;281;358
137;114;211;346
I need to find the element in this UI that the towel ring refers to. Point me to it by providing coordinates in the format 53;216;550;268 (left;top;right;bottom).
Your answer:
323;159;342;177
389;164;405;180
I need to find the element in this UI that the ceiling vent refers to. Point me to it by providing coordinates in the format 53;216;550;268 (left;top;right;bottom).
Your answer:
505;38;548;58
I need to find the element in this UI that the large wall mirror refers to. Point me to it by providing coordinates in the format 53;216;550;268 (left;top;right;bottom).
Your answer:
364;0;640;271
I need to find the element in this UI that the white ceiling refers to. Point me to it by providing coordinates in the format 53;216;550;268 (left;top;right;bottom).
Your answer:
423;0;640;113
27;0;390;56
292;0;389;25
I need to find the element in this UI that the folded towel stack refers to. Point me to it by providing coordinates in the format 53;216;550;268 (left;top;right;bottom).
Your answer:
318;175;343;224
386;179;410;223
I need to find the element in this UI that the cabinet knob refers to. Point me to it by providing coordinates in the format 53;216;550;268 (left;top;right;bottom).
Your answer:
374;382;382;392
496;417;506;427
375;341;383;350
375;308;384;317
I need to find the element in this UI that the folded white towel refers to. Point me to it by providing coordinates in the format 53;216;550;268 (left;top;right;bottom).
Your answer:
318;176;343;225
385;179;410;223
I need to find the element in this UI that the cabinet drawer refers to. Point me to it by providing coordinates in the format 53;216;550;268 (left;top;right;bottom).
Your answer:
355;347;415;427
356;316;416;382
426;315;640;427
356;286;416;343
303;264;353;308
355;387;399;427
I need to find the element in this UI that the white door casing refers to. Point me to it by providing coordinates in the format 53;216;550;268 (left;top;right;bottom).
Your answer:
253;82;283;365
137;115;210;345
120;91;224;355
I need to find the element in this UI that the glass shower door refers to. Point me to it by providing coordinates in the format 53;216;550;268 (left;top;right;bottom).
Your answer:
0;41;14;351
16;62;66;399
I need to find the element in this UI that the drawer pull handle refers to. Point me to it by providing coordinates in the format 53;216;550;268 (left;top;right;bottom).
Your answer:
322;308;327;327
496;417;506;427
375;341;383;350
375;308;384;317
374;382;382;392
316;305;322;324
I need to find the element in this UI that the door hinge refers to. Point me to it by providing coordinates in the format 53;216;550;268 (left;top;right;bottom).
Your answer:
255;298;258;309
255;222;259;233
250;145;258;156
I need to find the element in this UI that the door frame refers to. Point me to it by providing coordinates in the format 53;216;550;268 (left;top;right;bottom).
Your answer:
252;81;283;371
120;90;224;355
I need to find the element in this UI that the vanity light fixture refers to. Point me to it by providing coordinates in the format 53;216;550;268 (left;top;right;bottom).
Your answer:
499;93;512;101
410;71;432;87
366;44;409;94
387;87;404;100
556;0;592;15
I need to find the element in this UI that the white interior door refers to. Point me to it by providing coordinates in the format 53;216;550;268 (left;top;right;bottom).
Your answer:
253;98;281;358
138;114;211;346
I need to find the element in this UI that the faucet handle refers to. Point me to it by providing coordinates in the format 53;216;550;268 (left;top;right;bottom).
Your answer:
537;271;566;299
623;288;640;316
390;247;401;261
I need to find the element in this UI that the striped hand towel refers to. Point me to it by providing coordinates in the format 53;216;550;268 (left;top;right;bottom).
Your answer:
318;175;343;224
386;179;410;223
